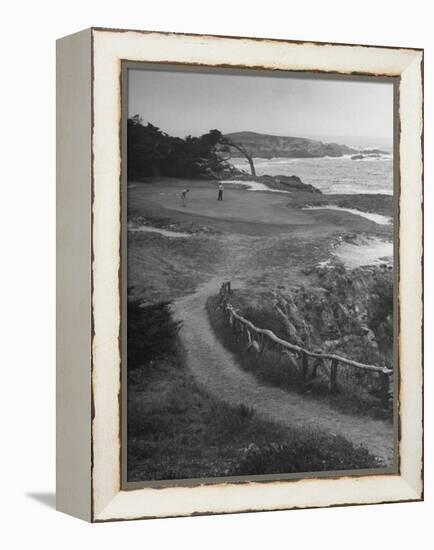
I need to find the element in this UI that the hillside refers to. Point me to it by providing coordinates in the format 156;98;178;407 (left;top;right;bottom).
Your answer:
224;131;357;159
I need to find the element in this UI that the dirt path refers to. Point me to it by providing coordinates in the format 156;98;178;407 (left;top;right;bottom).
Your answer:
173;278;394;466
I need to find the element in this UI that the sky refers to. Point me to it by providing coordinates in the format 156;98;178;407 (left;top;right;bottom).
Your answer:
128;67;394;148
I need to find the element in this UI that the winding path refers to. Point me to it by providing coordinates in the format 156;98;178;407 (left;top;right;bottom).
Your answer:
173;278;394;466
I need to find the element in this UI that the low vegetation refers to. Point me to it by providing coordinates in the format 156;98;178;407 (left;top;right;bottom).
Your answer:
127;298;384;482
127;229;224;303
127;300;182;372
229;433;381;476
206;266;394;422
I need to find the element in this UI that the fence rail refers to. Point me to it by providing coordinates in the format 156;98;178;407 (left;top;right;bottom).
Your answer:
219;281;392;398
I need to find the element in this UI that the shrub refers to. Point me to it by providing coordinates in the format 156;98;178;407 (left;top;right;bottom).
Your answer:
230;433;383;476
127;300;182;371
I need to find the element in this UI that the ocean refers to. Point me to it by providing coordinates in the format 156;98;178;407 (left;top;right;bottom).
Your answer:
231;153;393;195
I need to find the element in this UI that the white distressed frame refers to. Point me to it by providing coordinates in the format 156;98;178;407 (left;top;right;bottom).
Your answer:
87;29;423;521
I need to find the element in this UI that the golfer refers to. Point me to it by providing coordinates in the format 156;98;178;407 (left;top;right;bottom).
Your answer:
181;188;189;207
217;182;224;201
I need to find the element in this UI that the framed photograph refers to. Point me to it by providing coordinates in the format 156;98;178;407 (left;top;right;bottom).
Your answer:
56;28;423;522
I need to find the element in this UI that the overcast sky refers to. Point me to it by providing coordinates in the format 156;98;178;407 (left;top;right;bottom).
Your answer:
128;68;394;148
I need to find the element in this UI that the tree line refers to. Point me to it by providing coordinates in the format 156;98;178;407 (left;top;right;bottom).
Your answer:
127;115;256;179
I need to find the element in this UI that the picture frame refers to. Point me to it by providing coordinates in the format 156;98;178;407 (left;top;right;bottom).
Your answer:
56;27;423;522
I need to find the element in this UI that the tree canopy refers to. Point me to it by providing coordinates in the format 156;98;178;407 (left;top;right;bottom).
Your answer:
127;116;228;179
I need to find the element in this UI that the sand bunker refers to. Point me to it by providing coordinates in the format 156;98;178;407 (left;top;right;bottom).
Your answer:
333;237;393;269
128;224;192;238
220;180;291;193
302;205;391;225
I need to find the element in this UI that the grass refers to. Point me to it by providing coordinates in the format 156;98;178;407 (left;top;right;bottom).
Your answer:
229;433;381;476
128;347;277;481
206;294;392;422
126;178;393;481
127;230;223;303
127;315;385;482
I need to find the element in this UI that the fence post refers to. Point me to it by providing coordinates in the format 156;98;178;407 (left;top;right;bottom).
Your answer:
309;359;321;382
330;359;339;393
220;283;387;398
301;352;308;384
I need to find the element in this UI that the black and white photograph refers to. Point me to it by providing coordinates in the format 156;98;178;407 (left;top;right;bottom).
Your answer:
125;66;396;484
1;0;429;539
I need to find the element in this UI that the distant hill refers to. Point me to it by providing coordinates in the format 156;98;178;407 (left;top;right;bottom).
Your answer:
223;131;357;159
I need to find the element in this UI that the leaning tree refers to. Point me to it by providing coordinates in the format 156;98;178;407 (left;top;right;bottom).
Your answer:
217;135;257;177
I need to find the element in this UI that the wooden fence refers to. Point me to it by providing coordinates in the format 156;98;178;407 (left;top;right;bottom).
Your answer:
218;281;393;399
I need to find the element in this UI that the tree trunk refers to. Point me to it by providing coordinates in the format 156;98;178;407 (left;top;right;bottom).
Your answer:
247;154;256;177
220;138;256;177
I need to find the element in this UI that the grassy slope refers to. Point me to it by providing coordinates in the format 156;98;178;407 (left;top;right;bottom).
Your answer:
128;340;383;482
206;294;392;422
127;231;223;303
127;178;393;481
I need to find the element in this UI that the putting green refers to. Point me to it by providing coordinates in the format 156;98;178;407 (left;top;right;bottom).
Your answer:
128;180;314;226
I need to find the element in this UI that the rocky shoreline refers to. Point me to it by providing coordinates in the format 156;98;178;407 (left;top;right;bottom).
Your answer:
222;131;389;160
218;165;322;194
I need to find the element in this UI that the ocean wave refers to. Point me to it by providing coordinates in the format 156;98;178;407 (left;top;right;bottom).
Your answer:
232;153;392;165
350;155;392;162
230;155;393;195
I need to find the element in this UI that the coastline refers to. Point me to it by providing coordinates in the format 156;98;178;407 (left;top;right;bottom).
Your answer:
230;154;393;196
